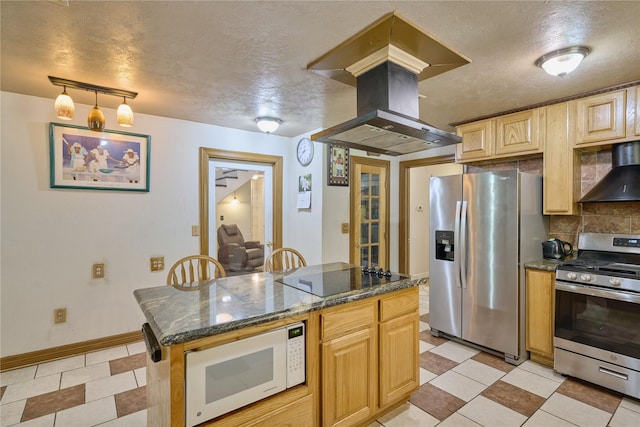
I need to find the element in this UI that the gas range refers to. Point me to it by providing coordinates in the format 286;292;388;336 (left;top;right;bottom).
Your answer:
556;233;640;293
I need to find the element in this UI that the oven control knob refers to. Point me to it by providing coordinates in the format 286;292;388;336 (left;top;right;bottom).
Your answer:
567;272;577;280
609;278;622;287
580;274;592;282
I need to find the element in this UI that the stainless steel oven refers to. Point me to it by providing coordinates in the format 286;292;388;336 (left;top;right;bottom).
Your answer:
554;233;640;399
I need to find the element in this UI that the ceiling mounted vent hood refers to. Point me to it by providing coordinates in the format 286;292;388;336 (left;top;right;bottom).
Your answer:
580;141;640;202
307;12;470;156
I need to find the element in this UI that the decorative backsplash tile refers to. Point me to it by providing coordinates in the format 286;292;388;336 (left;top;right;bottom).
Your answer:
466;151;640;249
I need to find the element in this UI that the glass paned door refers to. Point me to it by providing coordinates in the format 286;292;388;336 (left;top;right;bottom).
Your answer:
351;159;388;269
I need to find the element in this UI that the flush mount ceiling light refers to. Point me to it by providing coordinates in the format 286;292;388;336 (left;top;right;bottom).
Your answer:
255;117;282;134
535;46;591;77
48;76;138;132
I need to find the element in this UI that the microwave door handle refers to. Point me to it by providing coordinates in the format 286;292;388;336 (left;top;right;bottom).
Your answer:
460;201;468;289
454;201;462;289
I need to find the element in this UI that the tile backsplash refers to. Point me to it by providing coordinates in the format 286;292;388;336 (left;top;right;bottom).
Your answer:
467;150;640;249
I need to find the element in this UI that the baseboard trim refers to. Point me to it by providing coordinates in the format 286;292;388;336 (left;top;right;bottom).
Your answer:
1;330;143;372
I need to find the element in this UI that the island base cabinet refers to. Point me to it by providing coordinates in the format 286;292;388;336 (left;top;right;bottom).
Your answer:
379;311;419;407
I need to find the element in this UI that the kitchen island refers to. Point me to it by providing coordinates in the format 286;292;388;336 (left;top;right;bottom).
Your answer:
134;262;421;427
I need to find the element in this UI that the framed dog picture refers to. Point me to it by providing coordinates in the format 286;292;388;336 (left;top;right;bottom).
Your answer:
49;122;151;192
328;144;349;186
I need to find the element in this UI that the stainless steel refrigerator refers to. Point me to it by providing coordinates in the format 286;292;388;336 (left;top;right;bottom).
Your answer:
429;170;548;364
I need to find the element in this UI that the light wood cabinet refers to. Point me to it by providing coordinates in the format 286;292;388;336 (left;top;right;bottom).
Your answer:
635;86;640;137
379;312;419;406
542;102;580;215
456;109;542;163
575;89;627;146
495;109;543;156
455;120;494;162
525;269;555;367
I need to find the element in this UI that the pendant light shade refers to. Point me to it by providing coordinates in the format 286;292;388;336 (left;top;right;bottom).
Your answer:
88;91;105;132
54;86;75;120
117;97;134;127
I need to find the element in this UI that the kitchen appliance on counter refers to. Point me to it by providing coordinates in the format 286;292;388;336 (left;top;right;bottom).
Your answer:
429;170;548;364
542;238;574;260
554;233;640;399
185;322;306;426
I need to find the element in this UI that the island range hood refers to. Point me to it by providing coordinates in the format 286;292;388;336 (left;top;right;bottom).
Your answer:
580;141;640;202
307;12;470;156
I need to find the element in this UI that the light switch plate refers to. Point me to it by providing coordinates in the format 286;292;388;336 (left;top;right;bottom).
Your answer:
341;223;349;234
150;257;165;271
192;225;200;236
92;263;105;278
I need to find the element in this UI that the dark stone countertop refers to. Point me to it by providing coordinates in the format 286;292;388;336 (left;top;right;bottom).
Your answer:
134;262;420;346
524;259;564;272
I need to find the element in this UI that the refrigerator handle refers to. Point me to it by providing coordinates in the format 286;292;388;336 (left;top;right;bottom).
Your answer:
460;200;468;289
454;201;462;289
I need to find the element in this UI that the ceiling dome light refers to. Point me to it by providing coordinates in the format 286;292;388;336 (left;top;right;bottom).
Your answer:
117;97;134;127
54;86;75;120
255;117;282;134
535;46;591;77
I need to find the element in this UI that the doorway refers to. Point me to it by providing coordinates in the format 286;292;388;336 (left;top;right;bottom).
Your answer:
199;148;283;275
398;155;463;276
350;156;390;269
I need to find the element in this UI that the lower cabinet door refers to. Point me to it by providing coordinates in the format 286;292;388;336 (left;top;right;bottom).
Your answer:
379;312;419;406
241;394;313;427
322;328;376;427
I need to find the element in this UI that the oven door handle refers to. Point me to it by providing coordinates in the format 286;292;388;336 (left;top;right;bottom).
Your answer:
556;282;640;304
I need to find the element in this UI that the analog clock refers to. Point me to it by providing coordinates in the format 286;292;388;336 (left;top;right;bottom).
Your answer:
296;138;314;166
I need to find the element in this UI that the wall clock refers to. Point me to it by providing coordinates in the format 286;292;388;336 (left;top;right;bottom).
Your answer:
296;137;314;166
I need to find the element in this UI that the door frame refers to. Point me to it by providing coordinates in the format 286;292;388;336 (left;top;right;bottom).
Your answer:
199;148;283;257
349;156;390;266
398;154;457;274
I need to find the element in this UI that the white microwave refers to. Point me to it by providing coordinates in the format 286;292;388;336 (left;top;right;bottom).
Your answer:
185;322;305;426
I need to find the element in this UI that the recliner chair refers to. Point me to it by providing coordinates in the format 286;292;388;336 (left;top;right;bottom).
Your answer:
217;224;264;272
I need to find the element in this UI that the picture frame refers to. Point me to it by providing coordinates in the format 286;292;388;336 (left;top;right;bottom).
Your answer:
327;144;349;186
49;122;151;192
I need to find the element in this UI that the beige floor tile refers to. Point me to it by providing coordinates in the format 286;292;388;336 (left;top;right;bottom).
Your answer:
522;409;578;426
11;413;55;427
1;398;26;425
419;321;429;332
419;340;435;354
419;367;437;385
85;346;129;366
85;372;137;403
518;360;565;383
0;374;60;405
453;359;505;386
458;395;528;427
430;370;487;402
60;362;111;389
438;412;482;427
0;366;37;387
35;355;85;378
501;367;562;398
55;396;117;427
619;396;640;413
608;406;640;427
376;402;439;426
133;367;146;387
95;409;147;427
125;341;146;356
540;393;612;427
429;340;479;363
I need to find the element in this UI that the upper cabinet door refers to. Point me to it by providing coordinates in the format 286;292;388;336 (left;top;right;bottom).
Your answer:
455;120;494;162
635;86;640;137
495;109;542;156
575;90;626;145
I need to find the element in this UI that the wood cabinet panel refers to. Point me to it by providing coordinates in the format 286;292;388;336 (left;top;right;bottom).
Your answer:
322;328;376;427
495;109;542;156
575;90;626;145
455;120;494;161
241;395;313;427
321;301;375;341
379;288;418;321
526;269;555;365
635;86;640;137
379;311;419;406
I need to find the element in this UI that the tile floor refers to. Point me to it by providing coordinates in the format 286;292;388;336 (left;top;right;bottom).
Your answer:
1;285;639;426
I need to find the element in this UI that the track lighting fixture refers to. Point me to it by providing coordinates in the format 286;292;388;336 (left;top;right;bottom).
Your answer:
48;76;138;132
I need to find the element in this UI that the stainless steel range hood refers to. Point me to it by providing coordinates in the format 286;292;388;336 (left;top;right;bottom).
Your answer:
307;12;468;156
580;141;640;202
311;61;461;156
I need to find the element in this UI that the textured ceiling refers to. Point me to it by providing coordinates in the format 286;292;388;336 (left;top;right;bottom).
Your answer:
2;1;640;138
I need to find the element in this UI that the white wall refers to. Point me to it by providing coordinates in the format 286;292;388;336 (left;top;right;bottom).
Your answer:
0;92;325;357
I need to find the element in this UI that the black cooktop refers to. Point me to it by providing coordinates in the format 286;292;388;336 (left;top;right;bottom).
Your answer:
276;266;405;297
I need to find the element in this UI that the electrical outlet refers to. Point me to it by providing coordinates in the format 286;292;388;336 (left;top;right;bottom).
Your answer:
341;223;349;234
54;308;67;324
92;263;105;278
150;257;165;271
192;225;200;236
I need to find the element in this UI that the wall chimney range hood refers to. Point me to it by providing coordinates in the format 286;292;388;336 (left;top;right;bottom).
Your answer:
580;141;640;202
307;13;470;156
